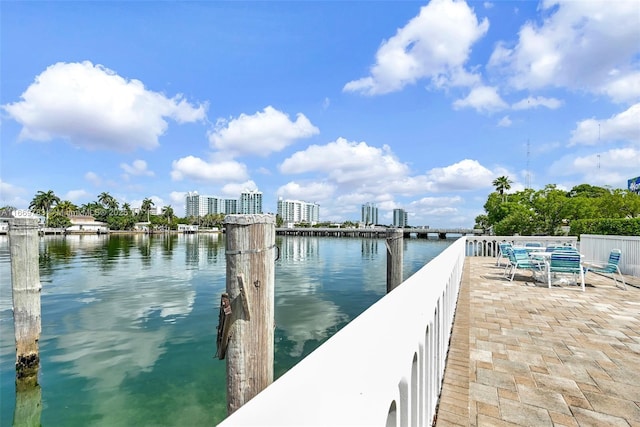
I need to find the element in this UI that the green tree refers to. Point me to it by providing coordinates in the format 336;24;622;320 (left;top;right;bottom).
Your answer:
492;176;513;202
474;214;490;231
29;190;61;224
139;198;155;222
531;185;569;236
566;184;609;199
53;200;78;216
98;192;119;211
47;210;71;229
0;205;16;217
163;206;175;229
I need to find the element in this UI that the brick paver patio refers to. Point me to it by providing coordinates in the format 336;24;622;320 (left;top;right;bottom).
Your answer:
435;257;640;427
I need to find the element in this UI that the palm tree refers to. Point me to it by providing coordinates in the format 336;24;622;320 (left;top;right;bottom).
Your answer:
53;200;78;216
163;205;174;224
29;190;60;224
140;198;155;222
492;176;513;202
98;192;119;211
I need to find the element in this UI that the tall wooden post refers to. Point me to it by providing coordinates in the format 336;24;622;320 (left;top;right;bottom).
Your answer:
223;214;276;415
386;228;403;293
9;217;42;382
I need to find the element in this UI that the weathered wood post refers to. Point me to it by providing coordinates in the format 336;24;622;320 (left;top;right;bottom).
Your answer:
386;228;403;293
9;217;42;383
221;214;276;415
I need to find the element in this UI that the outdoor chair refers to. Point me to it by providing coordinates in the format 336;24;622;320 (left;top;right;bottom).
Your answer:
547;252;585;291
496;242;512;267
583;249;626;290
509;248;545;282
502;246;517;278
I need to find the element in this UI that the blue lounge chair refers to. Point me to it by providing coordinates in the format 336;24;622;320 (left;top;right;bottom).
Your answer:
547;252;585;291
583;249;626;290
496;242;512;267
509;248;544;282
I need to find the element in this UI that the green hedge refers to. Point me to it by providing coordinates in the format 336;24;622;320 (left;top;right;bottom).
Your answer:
570;218;640;236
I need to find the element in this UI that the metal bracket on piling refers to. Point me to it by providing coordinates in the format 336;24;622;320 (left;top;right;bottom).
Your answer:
215;293;233;360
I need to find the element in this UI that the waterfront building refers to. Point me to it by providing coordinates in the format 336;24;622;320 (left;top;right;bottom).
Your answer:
186;191;238;217
393;208;408;228
277;198;320;225
240;190;263;214
185;192;210;217
361;202;378;226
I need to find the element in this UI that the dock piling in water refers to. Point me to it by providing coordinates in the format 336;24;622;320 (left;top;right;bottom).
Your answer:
9;217;42;382
223;214;276;415
386;228;403;293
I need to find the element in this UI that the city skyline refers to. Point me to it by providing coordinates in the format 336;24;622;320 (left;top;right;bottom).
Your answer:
1;1;638;228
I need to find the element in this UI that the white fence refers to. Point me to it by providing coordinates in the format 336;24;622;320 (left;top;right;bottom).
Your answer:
218;237;467;426
465;235;578;257
580;234;640;277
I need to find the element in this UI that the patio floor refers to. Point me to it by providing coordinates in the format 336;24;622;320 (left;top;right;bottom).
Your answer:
434;256;640;427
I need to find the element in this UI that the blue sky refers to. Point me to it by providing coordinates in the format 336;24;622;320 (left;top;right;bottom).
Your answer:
1;0;639;227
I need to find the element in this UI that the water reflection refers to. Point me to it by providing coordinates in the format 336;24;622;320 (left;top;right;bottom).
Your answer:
0;233;450;426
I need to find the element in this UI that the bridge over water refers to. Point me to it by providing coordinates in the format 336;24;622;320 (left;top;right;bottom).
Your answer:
276;227;483;239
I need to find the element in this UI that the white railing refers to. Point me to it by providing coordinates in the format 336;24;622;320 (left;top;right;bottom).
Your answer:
580;234;640;277
218;237;467;427
465;235;578;257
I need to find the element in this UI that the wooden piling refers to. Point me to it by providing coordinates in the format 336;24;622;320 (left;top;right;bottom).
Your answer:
9;217;42;381
386;228;403;293
223;214;276;415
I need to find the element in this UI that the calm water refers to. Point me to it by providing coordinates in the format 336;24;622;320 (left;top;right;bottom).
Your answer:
0;233;453;426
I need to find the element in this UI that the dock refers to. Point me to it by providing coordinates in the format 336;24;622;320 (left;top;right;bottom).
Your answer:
435;257;640;426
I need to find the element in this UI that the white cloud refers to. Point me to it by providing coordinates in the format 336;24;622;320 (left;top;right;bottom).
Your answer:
569;103;640;145
220;181;259;197
2;61;206;152
120;160;154;177
426;159;494;191
550;147;640;186
208;106;319;157
511;96;563;110
277;181;336;202
0;179;28;207
169;192;187;216
453;86;507;113
488;1;640;102
497;115;512;127
343;0;488;95
600;71;640;103
280;137;409;185
64;189;92;202
170;155;249;182
85;171;102;186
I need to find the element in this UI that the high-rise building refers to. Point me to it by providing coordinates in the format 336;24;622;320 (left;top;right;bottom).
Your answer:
277;198;320;225
186;192;238;217
361;202;378;225
393;208;408;228
185;192;209;217
239;190;263;214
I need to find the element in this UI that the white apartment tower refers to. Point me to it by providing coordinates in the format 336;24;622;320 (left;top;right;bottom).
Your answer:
186;192;238;217
185;192;209;217
393;208;408;228
361;202;378;225
239;190;263;214
277;198;320;225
